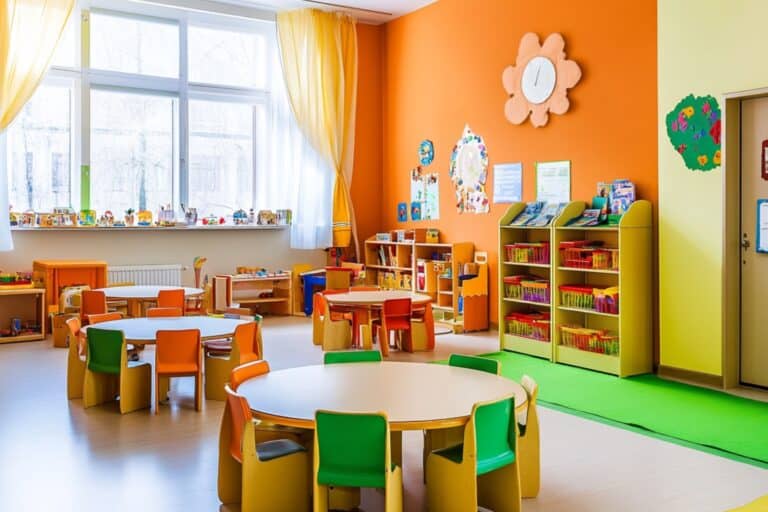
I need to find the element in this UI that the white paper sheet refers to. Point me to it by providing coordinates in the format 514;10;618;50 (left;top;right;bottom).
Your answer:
536;161;571;204
493;162;522;203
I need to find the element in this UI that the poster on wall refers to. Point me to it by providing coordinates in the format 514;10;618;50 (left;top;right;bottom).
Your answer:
665;94;721;172
397;202;407;222
410;166;440;220
493;162;523;203
758;200;768;253
449;125;490;214
536;160;571;204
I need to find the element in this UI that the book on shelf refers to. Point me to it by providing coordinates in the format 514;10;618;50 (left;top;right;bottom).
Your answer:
509;201;545;226
527;203;566;227
567;209;602;227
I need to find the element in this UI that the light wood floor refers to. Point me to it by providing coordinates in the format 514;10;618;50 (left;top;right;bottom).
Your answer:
0;316;766;511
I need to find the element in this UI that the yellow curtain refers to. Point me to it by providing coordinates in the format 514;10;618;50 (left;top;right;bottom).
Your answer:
0;0;74;251
276;8;358;251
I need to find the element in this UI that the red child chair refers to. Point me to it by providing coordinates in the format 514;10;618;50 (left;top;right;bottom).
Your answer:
373;298;412;357
80;290;107;325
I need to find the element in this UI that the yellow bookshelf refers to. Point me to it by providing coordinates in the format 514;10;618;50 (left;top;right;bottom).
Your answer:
498;203;554;360
552;200;652;377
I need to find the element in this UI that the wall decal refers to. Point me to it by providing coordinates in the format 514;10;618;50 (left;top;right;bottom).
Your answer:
665;94;721;171
449;125;489;214
410;166;440;220
419;139;434;166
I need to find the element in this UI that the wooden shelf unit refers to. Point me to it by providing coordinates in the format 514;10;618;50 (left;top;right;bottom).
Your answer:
498;203;554;360
363;237;488;333
0;288;46;344
498;200;652;377
230;273;293;315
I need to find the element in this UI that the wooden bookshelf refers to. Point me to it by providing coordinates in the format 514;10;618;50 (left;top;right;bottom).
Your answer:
0;288;46;343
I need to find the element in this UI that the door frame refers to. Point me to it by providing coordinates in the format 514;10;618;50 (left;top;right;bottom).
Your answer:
722;87;768;388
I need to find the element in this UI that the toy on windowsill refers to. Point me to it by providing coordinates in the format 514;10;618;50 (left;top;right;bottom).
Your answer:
257;210;276;225
98;210;115;227
137;210;153;226
233;209;249;225
157;205;176;227
124;208;136;226
79;210;97;226
202;214;225;226
52;207;77;227
181;205;198;226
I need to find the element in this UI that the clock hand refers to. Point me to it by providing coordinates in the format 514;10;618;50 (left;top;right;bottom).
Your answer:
534;64;541;86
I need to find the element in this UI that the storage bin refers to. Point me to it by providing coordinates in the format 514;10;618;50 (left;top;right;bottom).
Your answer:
521;280;550;304
559;325;619;355
504;242;550;264
593;286;619;314
506;312;550;342
560;285;595;309
503;276;523;299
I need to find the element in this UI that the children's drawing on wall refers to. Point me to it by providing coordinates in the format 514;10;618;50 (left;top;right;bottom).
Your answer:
449;125;489;213
410;166;440;220
410;201;422;221
665;94;721;172
397;202;407;222
419;139;435;166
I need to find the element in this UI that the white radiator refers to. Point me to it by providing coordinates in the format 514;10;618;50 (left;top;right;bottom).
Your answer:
108;264;183;286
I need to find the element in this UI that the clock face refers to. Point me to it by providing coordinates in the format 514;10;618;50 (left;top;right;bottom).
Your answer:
521;56;556;105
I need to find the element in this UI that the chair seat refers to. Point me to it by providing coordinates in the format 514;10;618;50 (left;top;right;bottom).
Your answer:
433;443;515;475
318;465;388;489
127;360;150;370
88;362;120;375
157;362;199;374
255;438;306;462
203;340;231;352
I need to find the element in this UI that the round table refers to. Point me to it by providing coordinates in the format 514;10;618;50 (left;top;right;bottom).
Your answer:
95;286;204;317
80;316;247;344
325;290;432;307
237;361;527;431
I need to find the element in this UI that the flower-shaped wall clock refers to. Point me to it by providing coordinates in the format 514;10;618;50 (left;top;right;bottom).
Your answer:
502;32;582;128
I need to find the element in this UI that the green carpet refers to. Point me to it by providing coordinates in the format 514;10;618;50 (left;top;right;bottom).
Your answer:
480;351;768;466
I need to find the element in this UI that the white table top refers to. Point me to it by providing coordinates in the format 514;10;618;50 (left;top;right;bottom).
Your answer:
80;316;247;344
325;290;432;306
96;286;204;300
238;362;526;431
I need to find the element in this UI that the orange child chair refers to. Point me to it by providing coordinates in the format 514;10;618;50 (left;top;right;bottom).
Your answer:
204;322;261;401
66;317;85;399
88;312;122;324
218;360;309;508
158;289;185;310
80;290;107;325
373;298;412;358
154;329;202;414
147;307;183;318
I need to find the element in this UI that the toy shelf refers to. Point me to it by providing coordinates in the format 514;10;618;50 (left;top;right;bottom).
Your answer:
552;200;652;377
0;288;46;344
364;239;414;291
498;203;554;360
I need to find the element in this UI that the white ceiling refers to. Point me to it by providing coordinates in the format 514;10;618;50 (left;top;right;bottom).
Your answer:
231;0;435;24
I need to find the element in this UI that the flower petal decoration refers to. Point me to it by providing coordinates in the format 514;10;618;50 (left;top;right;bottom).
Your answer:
665;94;721;171
502;32;582;127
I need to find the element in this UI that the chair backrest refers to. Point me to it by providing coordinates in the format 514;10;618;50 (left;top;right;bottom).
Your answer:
230;359;270;391
88;312;122;324
518;375;538;435
155;329;201;371
324;350;382;364
66;316;84;356
224;384;253;463
449;354;500;375
383;298;411;318
233;322;259;362
81;290;107;321
470;395;517;476
212;275;232;312
315;410;389;489
86;328;124;375
157;289;185;309
147;307;183;318
325;266;353;290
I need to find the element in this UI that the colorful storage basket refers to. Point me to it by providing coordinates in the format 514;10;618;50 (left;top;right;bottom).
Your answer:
559;241;619;270
521;280;550;304
504;242;550;264
559;285;619;314
505;312;550;342
559;325;619;355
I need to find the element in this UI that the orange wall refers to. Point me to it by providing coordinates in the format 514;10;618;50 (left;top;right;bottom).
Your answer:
381;0;657;323
351;23;384;246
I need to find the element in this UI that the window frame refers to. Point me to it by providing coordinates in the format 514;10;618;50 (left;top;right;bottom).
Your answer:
5;0;276;215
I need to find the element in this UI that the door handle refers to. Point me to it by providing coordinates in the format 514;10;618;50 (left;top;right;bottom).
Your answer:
742;238;751;249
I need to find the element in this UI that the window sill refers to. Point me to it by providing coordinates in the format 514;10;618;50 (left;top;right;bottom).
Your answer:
11;224;289;232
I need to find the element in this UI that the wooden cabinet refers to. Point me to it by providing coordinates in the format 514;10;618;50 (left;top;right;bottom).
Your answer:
0;289;46;343
230;273;293;315
32;260;107;315
364;237;489;333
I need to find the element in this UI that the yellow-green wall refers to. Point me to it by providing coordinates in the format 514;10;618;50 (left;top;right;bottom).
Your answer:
659;0;768;376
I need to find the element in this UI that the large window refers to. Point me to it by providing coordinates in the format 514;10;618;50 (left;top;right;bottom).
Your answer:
90;90;177;213
6;83;73;211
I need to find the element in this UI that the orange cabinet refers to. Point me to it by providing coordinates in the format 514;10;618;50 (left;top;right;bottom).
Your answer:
32;260;107;315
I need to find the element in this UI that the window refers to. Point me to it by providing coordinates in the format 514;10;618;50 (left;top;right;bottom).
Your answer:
90;11;179;78
188;99;254;216
6;84;73;211
188;25;267;88
90;89;177;214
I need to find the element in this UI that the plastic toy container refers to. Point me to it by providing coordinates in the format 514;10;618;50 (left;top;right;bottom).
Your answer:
559;325;619;355
593;286;619;314
505;312;550;342
559;285;595;309
521;280;550;304
504;242;550;264
503;276;523;299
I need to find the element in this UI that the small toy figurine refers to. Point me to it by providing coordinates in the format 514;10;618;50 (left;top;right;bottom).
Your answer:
9;206;18;227
79;210;96;226
137;210;153;226
233;209;248;225
125;208;136;226
248;208;255;224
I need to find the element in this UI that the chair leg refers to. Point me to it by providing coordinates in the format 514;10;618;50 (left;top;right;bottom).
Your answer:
218;405;242;505
519;408;541;498
385;465;403;512
195;371;202;411
119;363;152;414
379;328;390;357
478;462;521;512
426;455;477;512
67;354;86;400
154;373;162;415
83;369;118;408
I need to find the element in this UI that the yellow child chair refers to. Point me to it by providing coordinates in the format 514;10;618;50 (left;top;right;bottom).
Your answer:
82;328;152;414
65;317;84;399
217;375;309;510
518;375;540;498
426;394;521;512
314;410;402;512
321;301;352;351
312;290;347;345
204;322;261;401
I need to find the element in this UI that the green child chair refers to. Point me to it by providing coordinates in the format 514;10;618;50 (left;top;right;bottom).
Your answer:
314;410;402;512
323;350;382;364
426;395;521;512
423;354;501;478
82;328;152;414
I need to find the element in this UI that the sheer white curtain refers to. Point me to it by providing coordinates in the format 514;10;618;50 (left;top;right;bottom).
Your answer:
254;27;333;250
